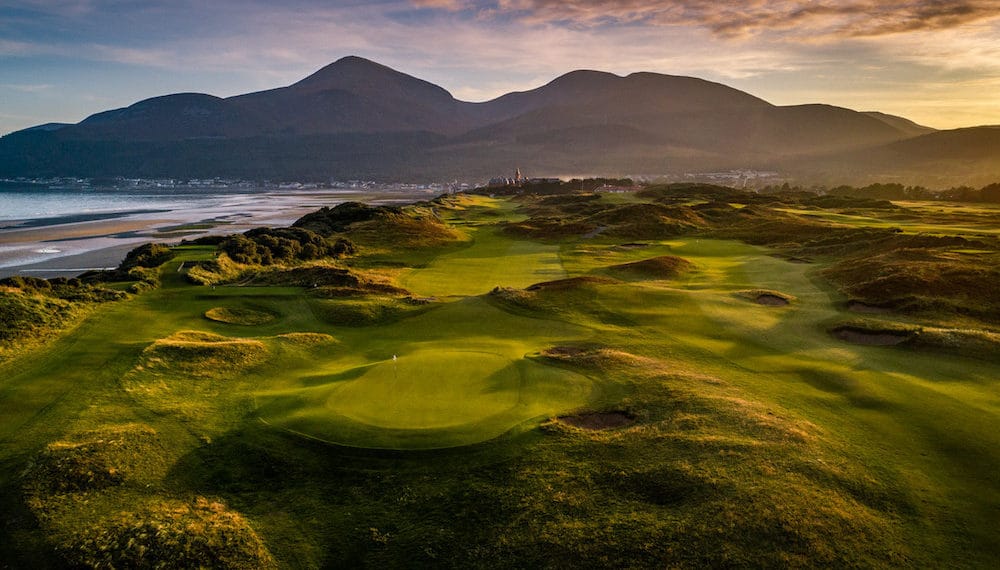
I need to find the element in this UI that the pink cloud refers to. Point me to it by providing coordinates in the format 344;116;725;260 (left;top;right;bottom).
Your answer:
409;0;1000;38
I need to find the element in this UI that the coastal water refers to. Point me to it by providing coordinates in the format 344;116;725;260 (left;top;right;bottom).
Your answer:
0;187;209;222
0;184;433;278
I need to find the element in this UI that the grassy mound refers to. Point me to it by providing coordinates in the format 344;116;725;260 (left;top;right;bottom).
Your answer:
0;290;78;359
309;296;430;327
348;210;464;249
823;249;1000;323
556;411;635;430
274;332;337;346
23;424;162;495
608;255;692;280
62;497;275;570
588;203;708;239
489;277;628;326
133;331;268;379
293;201;400;234
204;307;276;326
123;332;269;430
503;217;599;239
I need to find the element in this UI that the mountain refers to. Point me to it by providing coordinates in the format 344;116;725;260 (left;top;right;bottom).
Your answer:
2;56;996;184
862;112;936;138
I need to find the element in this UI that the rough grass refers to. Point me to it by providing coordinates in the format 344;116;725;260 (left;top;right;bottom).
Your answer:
22;424;163;495
0;291;80;359
60;497;275;570
132;331;268;379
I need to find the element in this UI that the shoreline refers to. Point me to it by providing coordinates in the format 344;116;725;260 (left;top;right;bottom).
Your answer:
0;188;435;279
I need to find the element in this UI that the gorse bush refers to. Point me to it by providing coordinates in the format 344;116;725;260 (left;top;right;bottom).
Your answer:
118;243;174;271
221;227;354;265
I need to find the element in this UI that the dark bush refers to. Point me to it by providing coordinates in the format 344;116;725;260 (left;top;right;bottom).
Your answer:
221;227;352;266
118;243;174;271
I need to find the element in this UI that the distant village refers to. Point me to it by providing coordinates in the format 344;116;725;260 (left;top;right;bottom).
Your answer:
1;168;789;194
0;176;475;194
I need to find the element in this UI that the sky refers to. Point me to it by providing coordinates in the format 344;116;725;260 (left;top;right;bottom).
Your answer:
2;0;1000;135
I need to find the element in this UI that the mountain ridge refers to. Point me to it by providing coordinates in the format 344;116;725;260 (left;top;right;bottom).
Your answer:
2;56;997;186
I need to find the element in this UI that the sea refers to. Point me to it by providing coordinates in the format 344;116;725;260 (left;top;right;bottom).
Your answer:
0;183;434;278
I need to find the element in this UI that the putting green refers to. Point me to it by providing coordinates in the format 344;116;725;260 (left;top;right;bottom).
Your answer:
256;347;594;449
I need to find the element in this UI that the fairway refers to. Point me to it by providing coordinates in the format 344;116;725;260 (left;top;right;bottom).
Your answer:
399;226;565;296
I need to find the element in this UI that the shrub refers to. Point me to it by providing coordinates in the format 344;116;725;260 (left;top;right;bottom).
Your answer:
118;243;174;271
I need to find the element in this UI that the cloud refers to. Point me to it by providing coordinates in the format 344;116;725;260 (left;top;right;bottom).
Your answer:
2;83;53;92
409;0;1000;39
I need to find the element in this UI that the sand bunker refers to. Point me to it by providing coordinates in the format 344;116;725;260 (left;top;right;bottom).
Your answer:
847;301;891;314
755;294;790;306
204;306;276;326
526;275;619;292
558;411;635;430
735;290;793;306
832;327;913;346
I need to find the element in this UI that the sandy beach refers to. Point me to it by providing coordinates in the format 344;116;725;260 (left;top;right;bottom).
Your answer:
0;188;433;279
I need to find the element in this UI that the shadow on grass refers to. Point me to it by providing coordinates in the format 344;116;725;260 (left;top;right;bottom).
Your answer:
161;421;527;568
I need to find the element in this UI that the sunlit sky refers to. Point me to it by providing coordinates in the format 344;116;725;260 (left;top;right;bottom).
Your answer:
3;0;1000;135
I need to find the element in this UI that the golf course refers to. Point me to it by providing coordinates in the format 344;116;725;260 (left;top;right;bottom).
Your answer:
1;184;999;567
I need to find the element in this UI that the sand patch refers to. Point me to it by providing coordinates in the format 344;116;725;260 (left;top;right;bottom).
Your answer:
847;301;891;314
832;327;912;346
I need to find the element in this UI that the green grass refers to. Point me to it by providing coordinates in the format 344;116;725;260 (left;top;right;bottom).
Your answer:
2;193;1000;567
257;345;592;449
398;226;566;297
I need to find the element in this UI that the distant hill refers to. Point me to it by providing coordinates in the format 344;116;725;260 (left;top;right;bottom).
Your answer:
1;56;997;185
786;126;1000;187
